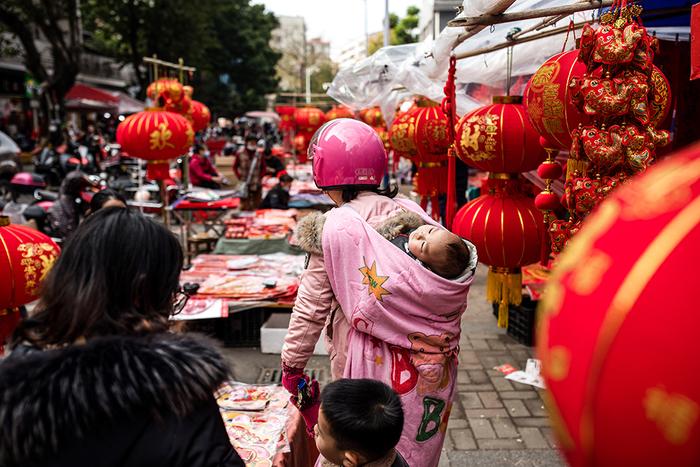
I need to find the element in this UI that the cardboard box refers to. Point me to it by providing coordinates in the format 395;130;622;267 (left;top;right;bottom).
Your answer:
260;312;328;355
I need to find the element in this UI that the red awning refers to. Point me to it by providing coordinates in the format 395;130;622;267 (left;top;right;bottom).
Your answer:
65;83;120;110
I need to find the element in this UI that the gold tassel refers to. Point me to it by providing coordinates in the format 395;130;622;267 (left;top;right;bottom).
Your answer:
487;268;523;328
566;157;589;180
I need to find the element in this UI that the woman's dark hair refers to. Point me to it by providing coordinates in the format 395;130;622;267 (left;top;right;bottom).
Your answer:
89;189;127;214
12;208;183;348
340;184;398;203
321;378;404;462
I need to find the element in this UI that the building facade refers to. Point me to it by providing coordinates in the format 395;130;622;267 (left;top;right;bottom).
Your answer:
418;0;462;40
270;15;307;92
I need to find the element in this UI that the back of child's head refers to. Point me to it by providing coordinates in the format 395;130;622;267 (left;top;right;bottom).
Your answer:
430;233;470;279
321;378;404;462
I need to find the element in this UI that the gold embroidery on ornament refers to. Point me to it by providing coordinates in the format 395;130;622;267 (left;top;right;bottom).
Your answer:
546;346;571;381
567;249;611;295
17;242;57;296
149;123;174;150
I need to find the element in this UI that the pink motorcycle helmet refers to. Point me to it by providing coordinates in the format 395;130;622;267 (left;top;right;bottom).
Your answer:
308;118;387;190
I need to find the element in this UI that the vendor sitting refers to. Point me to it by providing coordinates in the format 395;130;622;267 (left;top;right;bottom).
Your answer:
189;144;224;189
260;172;293;209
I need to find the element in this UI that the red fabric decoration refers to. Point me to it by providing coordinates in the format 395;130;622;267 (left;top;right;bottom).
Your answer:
275;106;296;131
359;107;385;128
537;160;564;180
692;3;700;80
388;109;418;162
524;51;589;151
456;96;546;173
0;217;60;309
535;191;560;211
189;100;211;132
538;141;700;467
146;78;185;105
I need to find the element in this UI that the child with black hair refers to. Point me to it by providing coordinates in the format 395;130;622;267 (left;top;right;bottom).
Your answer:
315;379;408;467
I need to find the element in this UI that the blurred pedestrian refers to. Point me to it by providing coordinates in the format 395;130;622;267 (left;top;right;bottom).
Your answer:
260;172;293;209
190;144;224;189
234;135;265;210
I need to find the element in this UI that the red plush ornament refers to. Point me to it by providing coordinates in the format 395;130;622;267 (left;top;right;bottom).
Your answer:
189;100;211;132
325;105;354;121
116;110;194;180
524;51;589;151
535;190;560;211
295;107;326;135
537;160;564;180
456;96;546;173
146;78;184;105
538;141;700;467
0;216;60;309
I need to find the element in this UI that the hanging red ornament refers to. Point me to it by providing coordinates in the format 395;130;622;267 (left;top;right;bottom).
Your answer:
388;108;418;162
295;107;326;135
359;107;385;127
325;105;354;121
189;100;211;132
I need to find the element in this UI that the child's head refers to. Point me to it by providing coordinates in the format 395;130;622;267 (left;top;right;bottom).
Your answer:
408;224;471;279
316;379;404;466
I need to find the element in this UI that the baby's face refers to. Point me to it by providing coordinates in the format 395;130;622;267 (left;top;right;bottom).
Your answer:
408;224;456;269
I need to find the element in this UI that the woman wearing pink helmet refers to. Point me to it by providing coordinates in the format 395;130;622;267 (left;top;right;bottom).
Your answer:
281;119;476;466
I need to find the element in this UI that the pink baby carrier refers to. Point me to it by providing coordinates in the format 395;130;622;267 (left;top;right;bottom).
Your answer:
322;198;474;467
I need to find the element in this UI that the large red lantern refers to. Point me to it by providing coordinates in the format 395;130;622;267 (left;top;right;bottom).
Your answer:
538;141;700;467
116;109;193;180
456;96;547;173
523;51;589;151
189;100;211;132
359;107;385;127
295;107;326;134
453;179;544;326
293;131;312;163
0;216;60;309
326;105;354;121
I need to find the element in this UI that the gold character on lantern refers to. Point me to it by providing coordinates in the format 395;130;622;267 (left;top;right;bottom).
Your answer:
149;123;175;150
530;62;560;93
542;84;565;134
17;242;58;295
644;386;699;445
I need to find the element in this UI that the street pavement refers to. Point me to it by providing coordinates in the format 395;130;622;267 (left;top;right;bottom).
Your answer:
220;264;566;467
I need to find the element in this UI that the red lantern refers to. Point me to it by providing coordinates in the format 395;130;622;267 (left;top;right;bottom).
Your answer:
275;106;296;131
189;100;211;132
389;107;418;161
523;51;589;151
146;78;184;106
453;179;544;326
295;107;326;134
359;107;385;127
116;110;194;180
293;132;312;163
456;96;547;173
326;105;354;121
538;141;700;467
0;216;60;309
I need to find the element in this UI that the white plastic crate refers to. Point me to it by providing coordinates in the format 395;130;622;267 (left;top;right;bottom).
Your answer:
260;312;328;355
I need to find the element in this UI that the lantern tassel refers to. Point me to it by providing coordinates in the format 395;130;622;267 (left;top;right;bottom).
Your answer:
566;157;589;180
487;268;522;329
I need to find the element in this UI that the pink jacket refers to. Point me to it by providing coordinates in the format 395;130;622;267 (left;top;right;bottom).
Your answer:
281;192;405;378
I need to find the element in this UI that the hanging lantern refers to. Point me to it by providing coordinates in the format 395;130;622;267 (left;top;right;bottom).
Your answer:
117;110;194;180
326;105;354;121
164;94;192;117
0;216;60;309
359;107;385;127
146;78;184;106
275;106;296;132
453;178;544;327
523;51;589;151
389;109;418;162
295;107;326;134
294;132;312;163
538;141;700;467
456;96;547;173
374;125;391;151
189;100;211;132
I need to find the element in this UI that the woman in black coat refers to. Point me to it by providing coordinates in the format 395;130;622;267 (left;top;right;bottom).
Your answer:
0;208;244;467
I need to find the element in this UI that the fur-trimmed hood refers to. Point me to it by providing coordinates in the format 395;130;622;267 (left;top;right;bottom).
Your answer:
295;210;425;255
0;333;230;467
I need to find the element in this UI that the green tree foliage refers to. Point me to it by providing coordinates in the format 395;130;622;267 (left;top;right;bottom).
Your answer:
310;61;338;94
368;5;420;55
82;0;280;116
0;1;82;127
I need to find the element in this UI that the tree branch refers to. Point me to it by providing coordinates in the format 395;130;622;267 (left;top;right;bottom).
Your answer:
0;4;48;83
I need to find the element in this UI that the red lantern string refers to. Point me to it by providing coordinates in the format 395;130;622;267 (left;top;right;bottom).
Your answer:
442;55;458;229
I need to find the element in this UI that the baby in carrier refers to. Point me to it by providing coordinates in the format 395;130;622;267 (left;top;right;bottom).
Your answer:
376;211;477;281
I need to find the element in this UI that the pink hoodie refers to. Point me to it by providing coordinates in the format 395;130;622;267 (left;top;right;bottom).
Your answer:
281;192;405;378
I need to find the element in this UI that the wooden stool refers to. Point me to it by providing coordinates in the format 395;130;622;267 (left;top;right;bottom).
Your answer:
187;236;218;260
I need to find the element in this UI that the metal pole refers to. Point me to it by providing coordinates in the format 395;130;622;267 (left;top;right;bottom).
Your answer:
383;0;390;48
305;68;312;104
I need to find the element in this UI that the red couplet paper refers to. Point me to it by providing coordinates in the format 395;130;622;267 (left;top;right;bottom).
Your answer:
692;3;700;80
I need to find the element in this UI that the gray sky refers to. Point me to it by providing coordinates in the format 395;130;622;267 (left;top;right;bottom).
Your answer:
255;0;420;60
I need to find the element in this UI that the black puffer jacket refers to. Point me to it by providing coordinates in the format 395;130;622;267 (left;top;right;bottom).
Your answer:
0;333;244;467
